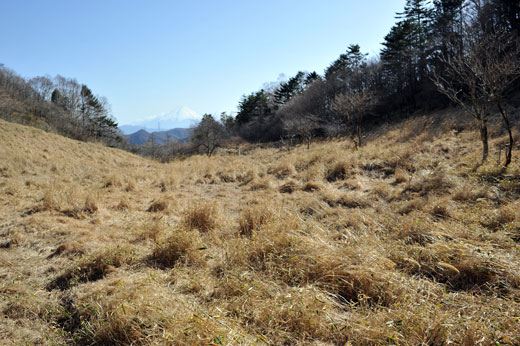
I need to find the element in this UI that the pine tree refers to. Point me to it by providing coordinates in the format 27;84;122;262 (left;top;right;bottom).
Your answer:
397;0;433;82
432;0;465;59
51;88;69;110
274;71;306;105
236;90;272;124
325;44;368;94
304;72;320;86
381;20;415;95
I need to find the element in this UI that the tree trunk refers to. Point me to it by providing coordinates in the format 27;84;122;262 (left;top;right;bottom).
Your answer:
479;121;489;164
207;145;215;157
497;102;514;167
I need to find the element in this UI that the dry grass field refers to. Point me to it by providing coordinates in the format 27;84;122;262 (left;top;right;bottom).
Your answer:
1;112;520;345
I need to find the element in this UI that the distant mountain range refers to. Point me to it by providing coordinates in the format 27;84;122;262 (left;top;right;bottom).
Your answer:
126;128;191;145
119;106;201;135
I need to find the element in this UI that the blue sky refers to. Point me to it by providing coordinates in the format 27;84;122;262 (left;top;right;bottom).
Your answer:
1;0;406;125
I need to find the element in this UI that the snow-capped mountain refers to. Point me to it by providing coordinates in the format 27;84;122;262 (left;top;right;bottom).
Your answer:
119;106;201;135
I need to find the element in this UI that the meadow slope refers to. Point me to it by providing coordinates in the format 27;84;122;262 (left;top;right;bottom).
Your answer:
1;115;519;345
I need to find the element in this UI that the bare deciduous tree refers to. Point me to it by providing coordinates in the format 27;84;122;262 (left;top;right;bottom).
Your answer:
332;90;376;149
277;80;332;149
191;114;227;157
283;113;321;150
0;90;9;109
433;31;520;165
29;76;54;102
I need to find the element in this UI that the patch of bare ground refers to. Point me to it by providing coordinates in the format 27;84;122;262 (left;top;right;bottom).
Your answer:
1;115;520;345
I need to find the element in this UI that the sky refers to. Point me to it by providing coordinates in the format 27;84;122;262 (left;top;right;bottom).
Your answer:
0;0;406;125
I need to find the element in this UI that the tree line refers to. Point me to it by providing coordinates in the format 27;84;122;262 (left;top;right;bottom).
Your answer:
0;66;122;146
184;0;518;165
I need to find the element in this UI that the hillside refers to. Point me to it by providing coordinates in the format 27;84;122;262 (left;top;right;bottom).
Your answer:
1;115;520;345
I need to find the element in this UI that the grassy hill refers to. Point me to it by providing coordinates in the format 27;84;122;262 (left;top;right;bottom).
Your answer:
1;115;519;345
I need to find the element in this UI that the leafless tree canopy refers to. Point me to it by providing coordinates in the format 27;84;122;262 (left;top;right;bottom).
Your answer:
332;90;377;149
433;30;520;164
191;114;227;157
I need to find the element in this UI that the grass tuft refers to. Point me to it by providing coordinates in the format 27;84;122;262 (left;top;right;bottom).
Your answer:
47;248;132;291
238;206;272;237
301;181;321;192
83;194;99;214
149;230;204;268
326;161;350;182
279;180;297;194
147;198;169;212
116;198;130;210
182;202;217;232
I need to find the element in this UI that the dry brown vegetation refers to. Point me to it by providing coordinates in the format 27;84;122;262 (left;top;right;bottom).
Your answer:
1;114;520;345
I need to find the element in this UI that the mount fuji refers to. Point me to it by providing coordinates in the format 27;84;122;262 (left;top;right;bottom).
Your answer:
119;106;201;135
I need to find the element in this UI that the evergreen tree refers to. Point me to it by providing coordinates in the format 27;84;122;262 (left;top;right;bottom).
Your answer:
236;90;272;124
381;20;415;95
50;88;71;111
431;0;465;59
78;85;118;140
80;85;95;128
304;72;320;86
325;44;367;94
274;71;307;105
220;111;236;132
396;0;433;83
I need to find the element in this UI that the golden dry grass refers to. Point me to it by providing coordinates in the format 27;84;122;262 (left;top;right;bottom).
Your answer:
1;115;520;345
